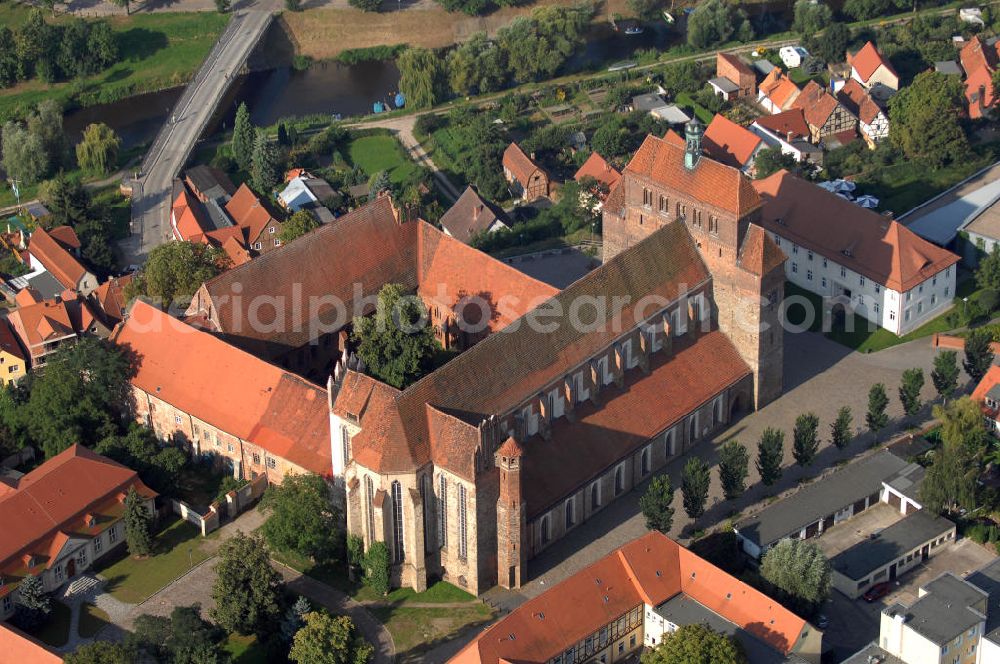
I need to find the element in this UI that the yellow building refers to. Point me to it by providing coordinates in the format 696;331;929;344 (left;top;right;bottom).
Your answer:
0;319;27;386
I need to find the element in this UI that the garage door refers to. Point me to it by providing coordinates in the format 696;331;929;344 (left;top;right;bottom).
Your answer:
888;492;902;510
804;521;820;538
853;498;867;514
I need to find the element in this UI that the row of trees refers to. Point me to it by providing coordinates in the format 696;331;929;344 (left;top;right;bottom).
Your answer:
399;4;593;108
2;100;69;186
232;102;282;195
0;9;117;87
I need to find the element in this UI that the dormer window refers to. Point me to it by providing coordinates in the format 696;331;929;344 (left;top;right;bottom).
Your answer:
85;514;96;528
842;249;852;258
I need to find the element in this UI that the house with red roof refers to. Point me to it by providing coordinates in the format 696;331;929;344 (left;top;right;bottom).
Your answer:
24;227;97;296
712;52;757;100
170;182;252;267
757;68;802;114
438;186;510;243
450;531;822;664
0;318;27;386
702;114;765;174
0;445;156;620
573;151;621;209
973;365;1000;435
7;293;102;368
959;35;999;119
754;170;960;335
848;41;899;96
502;142;549;201
835;79;889;147
112;301;333;484
226;183;285;256
750;109;823;165
792;80;858;145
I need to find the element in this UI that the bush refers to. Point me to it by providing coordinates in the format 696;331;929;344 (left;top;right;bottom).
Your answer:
363;541;391;595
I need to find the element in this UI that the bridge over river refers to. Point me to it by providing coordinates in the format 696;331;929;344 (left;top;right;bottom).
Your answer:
123;9;272;264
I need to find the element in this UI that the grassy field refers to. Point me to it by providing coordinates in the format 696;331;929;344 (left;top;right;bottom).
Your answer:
371;605;494;660
95;516;213;604
347;134;420;185
78;603;112;638
224;634;269;664
869;148;1000;215
25;600;72;648
673;92;714;124
353;579;476;604
0;7;229;121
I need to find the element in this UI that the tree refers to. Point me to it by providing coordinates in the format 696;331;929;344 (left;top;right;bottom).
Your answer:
447;32;507;96
686;0;753;49
250;132;280;195
368;170;392;201
211;532;283;635
96;424;187;495
810;21;851;64
899;368;925;419
128;604;226;662
14;10;53;81
718;440;749;500
64;643;135;664
398;48;447;110
289;611;375;664
681;457;711;519
352;283;440;389
75;123;120;176
279;210;320;244
261;473;340;562
281;596;311;644
12;573;50;629
349;0;382;10
756;428;784;486
842;0;891;20
0;27;18;88
920;397;986;512
590;116;631;160
286;0;302;10
889;71;968;167
640;623;747;664
792;0;831;36
627;0;660;20
640;474;675;533
2;121;48;186
753;147;798;179
362;541;391;596
760;539;831;612
214;0;231;12
28;99;67;170
932;350;960;403
124;485;152;557
792;412;820;467
964;328;995;384
231;103;255;171
127;241;226;308
830;406;853;450
866;383;890;442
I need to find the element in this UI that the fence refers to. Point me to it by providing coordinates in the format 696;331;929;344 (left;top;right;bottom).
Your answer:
169;473;268;536
931;333;1000;354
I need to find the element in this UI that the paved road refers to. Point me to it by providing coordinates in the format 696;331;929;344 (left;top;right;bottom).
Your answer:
122;9;272;266
420;328;970;662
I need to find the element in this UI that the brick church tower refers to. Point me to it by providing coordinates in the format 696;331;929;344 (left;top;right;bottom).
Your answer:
603;120;786;408
495;437;526;590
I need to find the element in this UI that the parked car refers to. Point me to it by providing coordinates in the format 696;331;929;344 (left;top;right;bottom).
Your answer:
863;583;892;603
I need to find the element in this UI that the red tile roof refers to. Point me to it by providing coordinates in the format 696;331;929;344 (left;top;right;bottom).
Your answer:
739;224;787;277
27;227;90;291
0;445;156;577
112;301;331;476
451;532;809;664
47;226;80;251
0;623;63;663
502;142;543;187
849;41;898;84
703;114;763;169
836;79;884;125
438;186;511;240
759;69;801;109
960;35;1000;77
171;186;209;240
574;151;622;192
624;134;761;217
793;80;846;129
91;274;133;327
973;365;1000;424
8;298;78;359
0;318;26;362
753;108;810;141
226;183;278;243
753;170;959;291
965;59;997;119
717;52;755;79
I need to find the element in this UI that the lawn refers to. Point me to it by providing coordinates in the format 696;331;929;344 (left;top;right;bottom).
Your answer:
673;92;714;124
25;600;72;648
0;9;229;121
347;133;420;185
270;549;355;594
784;282;958;353
370;605;494;659
353;579;476;604
871;150;1000;216
224;634;269;664
78;603;112;638
95;515;213;604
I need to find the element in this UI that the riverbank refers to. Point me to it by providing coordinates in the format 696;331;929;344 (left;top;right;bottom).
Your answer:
0;7;229;121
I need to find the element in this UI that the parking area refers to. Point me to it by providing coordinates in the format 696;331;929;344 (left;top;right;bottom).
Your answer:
814;504;905;560
875;538;997;608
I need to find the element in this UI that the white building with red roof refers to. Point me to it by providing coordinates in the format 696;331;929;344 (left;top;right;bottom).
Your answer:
702;114;765;174
0;445;156;620
848;41;900;96
754;170;959;335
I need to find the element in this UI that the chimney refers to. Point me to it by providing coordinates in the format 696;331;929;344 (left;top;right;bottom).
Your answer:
787;131;794;142
684;118;704;170
474;204;483;222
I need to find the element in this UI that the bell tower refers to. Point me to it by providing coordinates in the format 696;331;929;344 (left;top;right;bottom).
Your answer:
495;437;526;590
684;118;704;170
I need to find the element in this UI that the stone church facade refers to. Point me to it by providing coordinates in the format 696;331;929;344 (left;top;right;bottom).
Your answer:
330;121;787;595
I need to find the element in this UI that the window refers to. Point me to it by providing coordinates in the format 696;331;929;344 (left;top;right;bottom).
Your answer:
174;415;182;426
874;303;880;314
269;226;276;234
614;464;625;495
773;234;781;246
94;534;102;554
792;244;798;254
252;453;260;465
254;242;262;250
438;475;448;549
658;195;667;212
945;287;950;296
108;525;117;544
590;482;601;510
643;188;652;207
273;239;281;247
807;250;813;261
821;277;827;288
2;596;11;614
906;291;912;302
665;428;676;457
366;476;376;544
227;443;234;453
841;267;847;278
806;269;813;281
565;499;575;529
931;294;937;306
77;548;87;568
540;515;551;545
860;275;865;286
422;475;433;553
641;446;650;475
215;434;221;448
709;216;718;234
55;565;64;582
391;480;405;563
266;457;276;469
689;414;698;441
791;262;798;274
341;426;351;468
822;258;828;268
875;284;880;294
458;484;468;560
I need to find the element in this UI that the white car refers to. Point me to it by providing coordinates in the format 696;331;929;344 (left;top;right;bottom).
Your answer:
779;46;809;68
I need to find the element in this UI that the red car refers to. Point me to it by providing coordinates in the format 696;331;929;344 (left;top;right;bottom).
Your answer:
862;583;892;603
